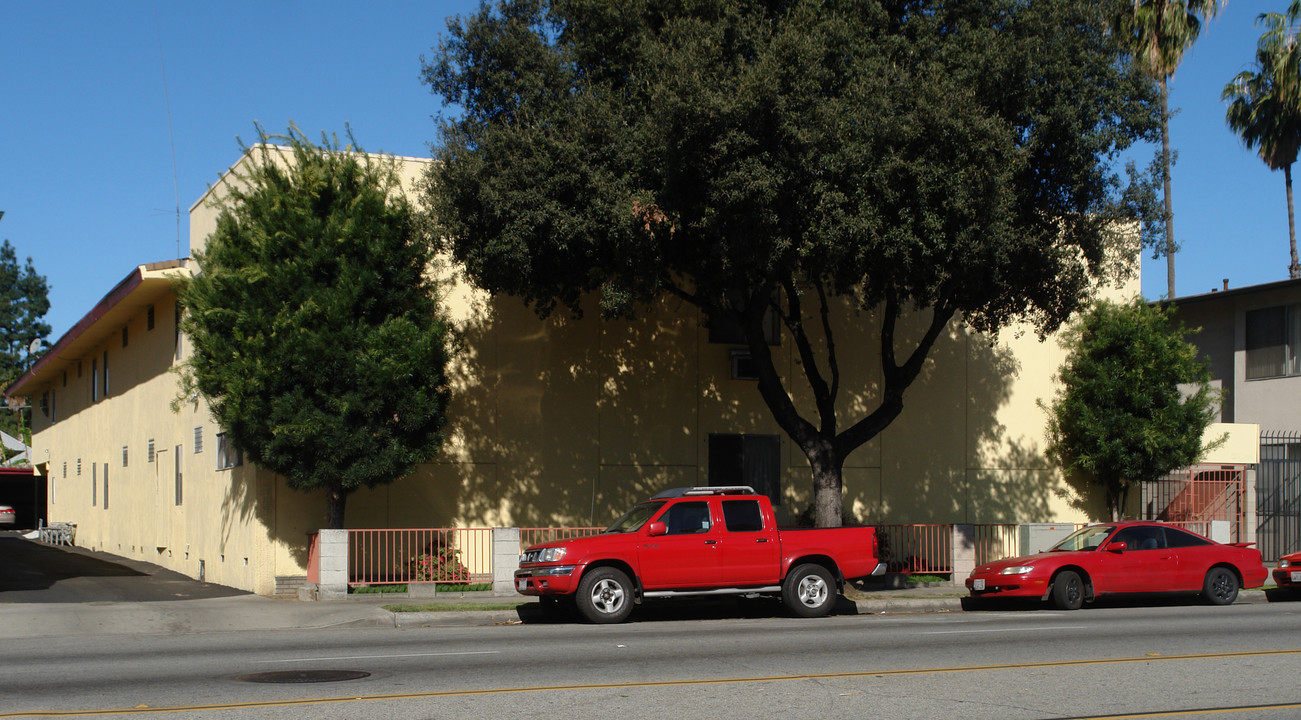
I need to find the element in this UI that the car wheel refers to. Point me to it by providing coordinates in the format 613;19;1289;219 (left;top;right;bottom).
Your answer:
1051;570;1084;611
1203;567;1239;606
783;563;837;618
576;567;634;623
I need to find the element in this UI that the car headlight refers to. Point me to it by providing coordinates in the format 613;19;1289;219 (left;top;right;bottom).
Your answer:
1000;565;1035;575
537;547;567;563
1281;559;1292;569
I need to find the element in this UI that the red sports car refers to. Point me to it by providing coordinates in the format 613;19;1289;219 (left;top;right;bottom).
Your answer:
965;521;1267;610
1273;551;1301;591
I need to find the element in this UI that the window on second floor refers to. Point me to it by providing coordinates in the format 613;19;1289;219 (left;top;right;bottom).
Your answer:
1246;303;1301;379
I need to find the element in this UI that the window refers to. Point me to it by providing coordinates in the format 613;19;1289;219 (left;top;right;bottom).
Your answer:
50;390;55;423
40;392;49;417
122;326;128;348
730;349;760;381
708;306;781;346
1163;528;1211;548
216;433;243;470
62;461;67;478
174;302;182;360
76;458;81;476
708;434;782;506
91;463;97;507
147;304;155;331
122;446;129;467
148;439;155;463
103;351;109;397
91;358;97;401
722;499;765;532
194;427;203;454
102;464;109;510
1111;526;1165;551
662;501;712;535
1246;304;1301;379
174;445;183;506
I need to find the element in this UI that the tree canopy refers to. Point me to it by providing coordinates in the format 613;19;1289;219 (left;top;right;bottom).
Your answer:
1113;0;1224;298
0;237;52;444
1224;2;1301;280
424;0;1160;526
1044;298;1219;521
179;125;454;529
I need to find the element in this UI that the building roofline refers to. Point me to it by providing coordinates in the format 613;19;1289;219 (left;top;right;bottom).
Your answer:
1158;276;1301;308
5;259;189;398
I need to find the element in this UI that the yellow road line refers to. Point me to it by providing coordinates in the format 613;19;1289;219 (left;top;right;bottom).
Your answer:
6;648;1301;718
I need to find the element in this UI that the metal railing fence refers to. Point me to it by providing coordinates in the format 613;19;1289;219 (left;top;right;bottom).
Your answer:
348;528;493;586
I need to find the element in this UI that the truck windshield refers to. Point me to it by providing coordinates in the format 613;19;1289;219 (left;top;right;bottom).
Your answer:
605;501;667;533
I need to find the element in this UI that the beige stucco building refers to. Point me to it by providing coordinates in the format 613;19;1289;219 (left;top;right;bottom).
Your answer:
10;149;1141;595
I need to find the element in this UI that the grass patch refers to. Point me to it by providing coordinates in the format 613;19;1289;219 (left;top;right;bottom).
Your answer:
906;574;949;583
383;602;528;613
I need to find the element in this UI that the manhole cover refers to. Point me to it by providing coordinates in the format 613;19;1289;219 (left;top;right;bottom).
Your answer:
238;670;371;684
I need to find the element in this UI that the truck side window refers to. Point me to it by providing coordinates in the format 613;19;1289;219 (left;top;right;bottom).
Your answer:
722;500;764;532
663;501;712;535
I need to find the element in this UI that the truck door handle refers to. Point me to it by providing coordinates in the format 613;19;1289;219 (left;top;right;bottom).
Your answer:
704;540;718;545
756;538;769;543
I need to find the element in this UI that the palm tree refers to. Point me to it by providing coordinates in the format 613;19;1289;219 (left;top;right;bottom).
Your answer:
1224;4;1301;280
1114;0;1224;298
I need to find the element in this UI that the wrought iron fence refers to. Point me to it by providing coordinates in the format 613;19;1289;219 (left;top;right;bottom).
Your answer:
348;528;493;586
519;526;605;552
972;524;1019;566
1259;430;1301;562
876;524;953;574
1142;465;1247;543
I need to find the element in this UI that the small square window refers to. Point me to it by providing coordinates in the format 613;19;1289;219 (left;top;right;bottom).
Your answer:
194;427;204;454
122;446;129;467
148;439;155;463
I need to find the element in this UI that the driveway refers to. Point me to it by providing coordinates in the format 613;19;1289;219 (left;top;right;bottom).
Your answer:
0;532;247;602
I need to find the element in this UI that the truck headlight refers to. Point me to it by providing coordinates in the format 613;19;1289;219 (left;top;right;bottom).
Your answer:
538;547;567;563
1000;565;1034;575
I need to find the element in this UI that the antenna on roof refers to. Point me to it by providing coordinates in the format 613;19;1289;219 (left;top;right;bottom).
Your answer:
156;10;182;259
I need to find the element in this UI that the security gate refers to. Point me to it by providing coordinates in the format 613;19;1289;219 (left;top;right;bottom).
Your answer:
1258;430;1301;563
1141;465;1247;542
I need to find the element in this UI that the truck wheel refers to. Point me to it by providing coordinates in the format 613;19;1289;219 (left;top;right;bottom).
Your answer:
576;567;634;623
783;563;836;618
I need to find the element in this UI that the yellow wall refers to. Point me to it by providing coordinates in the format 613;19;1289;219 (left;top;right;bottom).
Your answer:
20;150;1143;595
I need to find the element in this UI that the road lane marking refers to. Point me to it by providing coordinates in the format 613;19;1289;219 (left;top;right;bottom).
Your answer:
252;650;500;664
8;648;1301;717
1062;703;1301;719
922;625;1086;635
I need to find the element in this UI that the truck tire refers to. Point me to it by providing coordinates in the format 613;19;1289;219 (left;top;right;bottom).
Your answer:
783;563;836;618
576;567;635;624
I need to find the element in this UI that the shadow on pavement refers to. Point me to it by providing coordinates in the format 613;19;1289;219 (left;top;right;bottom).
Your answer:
0;533;247;603
516;593;861;625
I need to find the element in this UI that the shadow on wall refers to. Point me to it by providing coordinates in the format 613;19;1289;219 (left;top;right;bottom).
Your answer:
227;287;1105;551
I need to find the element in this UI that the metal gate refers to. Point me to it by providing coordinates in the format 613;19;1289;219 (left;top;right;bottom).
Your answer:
1141;465;1247;542
1258;430;1301;563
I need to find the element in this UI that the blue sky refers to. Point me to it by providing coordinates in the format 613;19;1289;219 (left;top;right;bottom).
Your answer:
1;2;1295;343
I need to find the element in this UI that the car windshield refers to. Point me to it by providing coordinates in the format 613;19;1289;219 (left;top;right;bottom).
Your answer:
605;501;667;533
1049;526;1115;552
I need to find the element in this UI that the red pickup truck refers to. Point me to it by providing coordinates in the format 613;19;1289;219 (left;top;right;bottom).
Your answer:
514;486;886;623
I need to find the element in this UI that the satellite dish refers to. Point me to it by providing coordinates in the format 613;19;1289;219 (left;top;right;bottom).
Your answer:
28;339;42;354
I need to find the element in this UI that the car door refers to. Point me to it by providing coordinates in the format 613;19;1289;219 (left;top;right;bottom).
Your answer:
638;500;723;589
1102;525;1179;593
717;498;780;586
1161;526;1223;591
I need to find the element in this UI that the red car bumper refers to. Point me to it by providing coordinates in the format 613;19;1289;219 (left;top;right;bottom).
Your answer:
1273;567;1301;589
514;565;581;596
965;574;1051;599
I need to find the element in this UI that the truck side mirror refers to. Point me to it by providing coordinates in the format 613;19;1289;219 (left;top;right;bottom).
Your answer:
647;521;666;537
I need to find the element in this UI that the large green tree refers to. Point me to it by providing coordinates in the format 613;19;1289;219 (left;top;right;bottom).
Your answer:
424;0;1159;526
0;237;52;443
179;125;454;529
1224;2;1301;280
1113;0;1224;298
1044;298;1219;521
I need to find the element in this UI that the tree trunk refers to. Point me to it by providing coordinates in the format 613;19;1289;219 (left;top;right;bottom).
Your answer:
326;486;348;530
1161;76;1176;299
809;444;845;528
1287;164;1299;280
